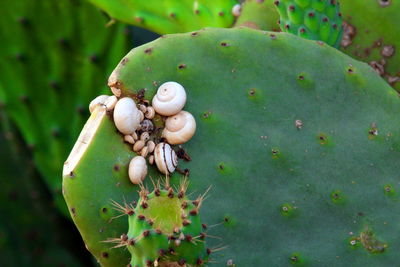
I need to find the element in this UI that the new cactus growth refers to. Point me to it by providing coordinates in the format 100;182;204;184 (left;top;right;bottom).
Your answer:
107;180;209;267
64;27;400;266
274;0;343;48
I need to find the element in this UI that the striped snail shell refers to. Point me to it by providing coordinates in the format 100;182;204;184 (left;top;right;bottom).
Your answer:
154;142;178;174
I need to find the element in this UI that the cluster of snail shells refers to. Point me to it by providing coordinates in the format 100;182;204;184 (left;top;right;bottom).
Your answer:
102;81;196;184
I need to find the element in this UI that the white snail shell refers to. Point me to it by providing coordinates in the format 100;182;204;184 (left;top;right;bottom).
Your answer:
152;82;187;116
105;95;118;111
145;106;155;119
232;4;242;17
154;142;178;174
89;95;109;113
128;156;147;184
113;97;141;135
162;111;196;145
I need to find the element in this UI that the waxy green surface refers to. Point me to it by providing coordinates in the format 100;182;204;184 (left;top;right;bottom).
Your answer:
64;27;400;266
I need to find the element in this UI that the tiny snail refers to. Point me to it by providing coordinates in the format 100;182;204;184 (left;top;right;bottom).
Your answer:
148;155;154;165
140;132;150;142
124;135;135;144
133;140;145;152
154;142;178;174
140;146;149;157
152;81;187;116
162;111;196;145
89;95;109;113
105;95;118;111
145;106;155;119
147;141;155;153
132;132;138;141
128;156;147;184
139;104;147;113
138;110;145;122
232;4;242;17
113;97;142;135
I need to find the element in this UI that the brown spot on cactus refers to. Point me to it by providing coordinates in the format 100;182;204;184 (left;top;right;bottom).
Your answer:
381;45;395;58
360;228;387;253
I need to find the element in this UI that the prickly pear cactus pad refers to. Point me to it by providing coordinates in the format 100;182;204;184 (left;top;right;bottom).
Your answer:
64;27;400;266
87;0;239;34
243;0;400;90
274;0;343;48
339;0;400;91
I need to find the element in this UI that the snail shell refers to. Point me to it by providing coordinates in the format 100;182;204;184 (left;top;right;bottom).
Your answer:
162;111;196;145
147;141;155;153
145;106;155;119
128;156;147;184
154;142;178;175
89;95;109;113
124;135;135;144
113;97;141;135
232;4;242;17
105;95;118;111
152;82;187;116
133;140;145;152
140;132;150;142
148;155;154;165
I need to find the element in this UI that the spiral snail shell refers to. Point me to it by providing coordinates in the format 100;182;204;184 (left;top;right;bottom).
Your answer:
89;95;109;113
128;156;147;184
152;82;187;116
154;142;178;174
162;111;196;145
113;97;142;135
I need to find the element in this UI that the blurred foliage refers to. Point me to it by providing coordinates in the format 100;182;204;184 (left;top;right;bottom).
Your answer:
0;0;131;215
0;112;93;266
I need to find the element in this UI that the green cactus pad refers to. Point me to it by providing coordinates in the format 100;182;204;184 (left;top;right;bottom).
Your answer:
87;0;238;34
274;0;343;48
64;27;400;266
242;0;400;90
339;0;400;91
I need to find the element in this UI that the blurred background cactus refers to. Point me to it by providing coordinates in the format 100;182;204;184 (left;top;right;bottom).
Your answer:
0;0;131;215
0;0;132;264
